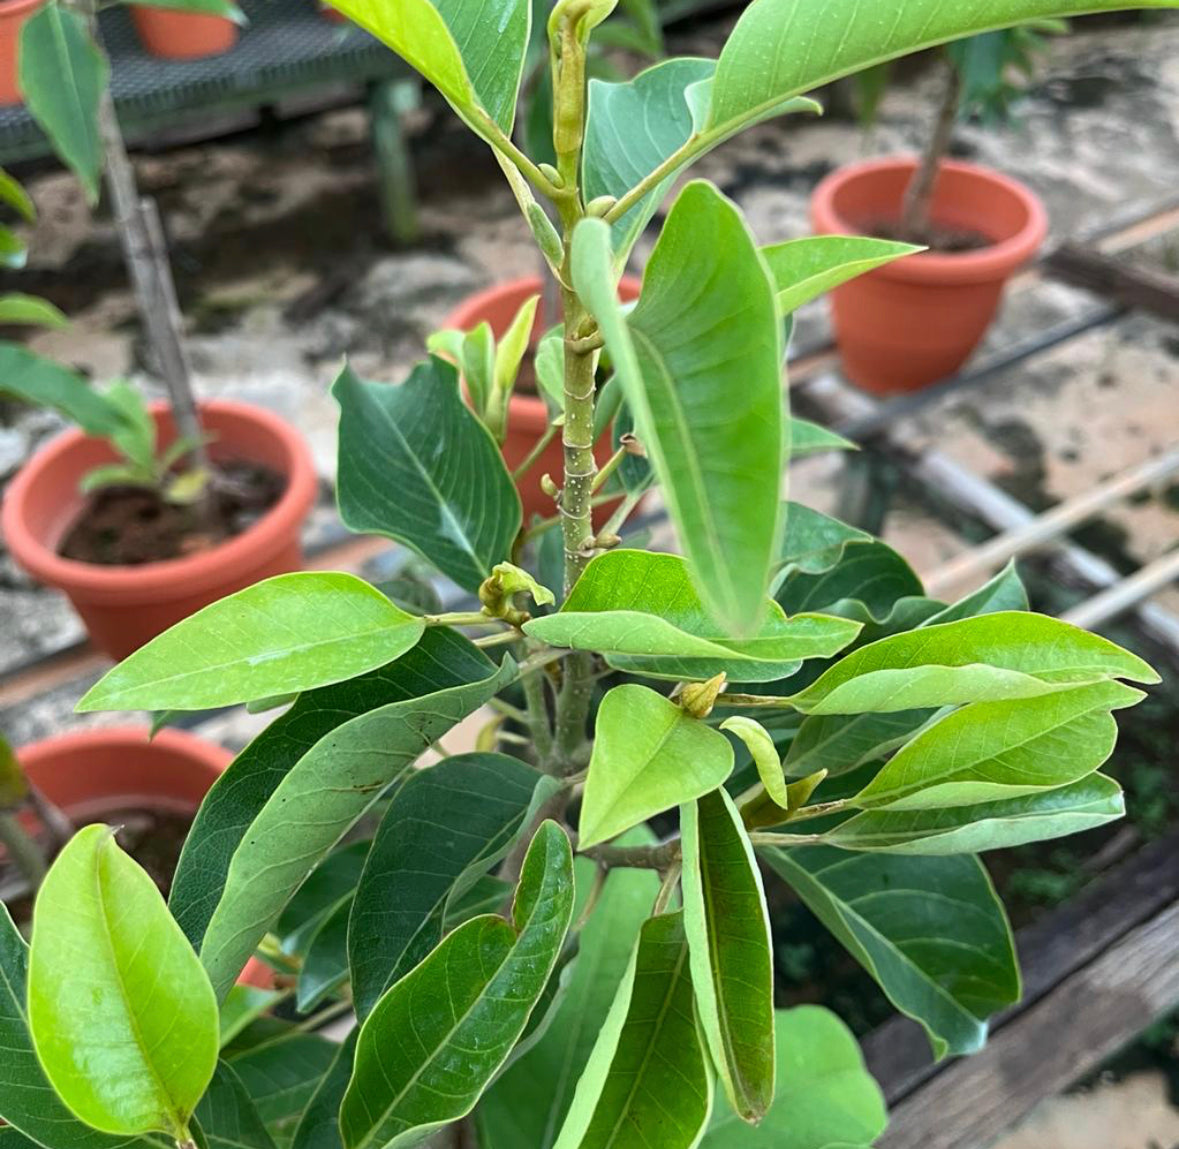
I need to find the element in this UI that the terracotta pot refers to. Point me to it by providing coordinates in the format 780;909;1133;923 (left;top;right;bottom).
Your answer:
0;0;40;106
1;399;318;661
132;7;237;59
441;275;643;525
810;156;1049;395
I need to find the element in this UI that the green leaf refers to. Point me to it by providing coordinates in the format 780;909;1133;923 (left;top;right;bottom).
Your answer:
0;292;67;328
788;420;857;457
493;293;539;398
580;684;734;848
0;226;27;270
0;168;35;221
852;680;1142;810
777;504;871;577
279;842;371;955
774;540;924;622
701;1007;887;1149
681;789;775;1123
295;897;351;1013
761;847;1019;1058
197;637;515;1000
720;717;790;809
704;0;1179;139
551;911;711;1149
477;853;660;1149
333;358;522;594
18;5;106;203
194;1062;277;1149
78;573;425;713
289;1033;356;1149
571;183;783;635
444;875;514;928
788;611;1159;715
28;825;219;1138
229;1036;336;1149
762;235;920;315
340;822;575;1149
524;550;861;684
348;751;548;1018
825;773;1125;856
220;986;284;1048
925;561;1029;623
0;343;126;436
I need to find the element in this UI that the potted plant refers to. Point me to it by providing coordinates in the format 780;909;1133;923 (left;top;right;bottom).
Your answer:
812;24;1062;393
3;3;1173;1149
130;4;239;61
0;0;37;105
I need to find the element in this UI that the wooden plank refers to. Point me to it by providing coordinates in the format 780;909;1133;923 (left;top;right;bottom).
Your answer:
1046;241;1179;322
877;897;1179;1149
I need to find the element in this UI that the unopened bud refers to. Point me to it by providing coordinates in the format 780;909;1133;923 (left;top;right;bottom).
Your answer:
585;195;617;218
679;673;727;720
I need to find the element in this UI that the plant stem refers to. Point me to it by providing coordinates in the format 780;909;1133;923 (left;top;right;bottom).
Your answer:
898;57;962;240
714;693;797;710
512;421;560;482
583;838;681;871
590;446;626;494
0;810;47;889
747;831;825;848
473;630;523;649
423;611;501;628
520;650;556;766
596;487;646;541
786;798;848;823
651;863;682;915
520;493;616;544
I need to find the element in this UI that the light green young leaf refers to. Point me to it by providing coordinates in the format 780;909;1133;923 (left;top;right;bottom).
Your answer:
580;684;734;848
28;826;219;1139
78;572;425;713
0;292;67;328
493;293;539;398
681;789;775;1123
551;911;712;1149
333;358;522;593
789;611;1158;715
851;680;1143;810
198;645;515;1000
761;847;1019;1058
340;822;575;1149
228;1034;337;1149
220;986;285;1048
924;561;1029;624
762;235;920;315
720;716;790;809
701;1007;887;1149
825;773;1125;856
789;419;858;457
0;343;126;436
0;168;36;221
524;549;860;683
486;561;556;609
571;183;784;635
534;328;566;410
194;1062;277;1149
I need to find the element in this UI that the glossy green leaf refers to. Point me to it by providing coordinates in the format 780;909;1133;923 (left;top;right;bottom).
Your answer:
194;1062;277;1149
348;751;548;1018
289;1034;356;1149
0;168;35;221
775;540;923;622
19;4;106;202
789;611;1158;715
581;684;734;848
444;875;514;929
333;358;522;593
701;1007;887;1149
761;847;1019;1058
705;0;1179;139
572;183;783;635
826;773;1125;855
28;825;219;1138
681;790;775;1122
80;573;425;713
762;235;920;315
296;897;351;1013
0;292;67;328
0;343;126;436
852;680;1142;810
551;911;711;1149
340;822;575;1149
229;1036;336;1149
789;420;857;457
0;225;27;269
525;550;861;684
220;986;285;1047
478;853;660;1149
925;561;1029;623
277;842;370;955
198;638;515;1000
777;505;871;578
720;717;790;809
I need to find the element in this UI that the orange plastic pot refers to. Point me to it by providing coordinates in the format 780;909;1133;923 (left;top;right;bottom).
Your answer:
131;7;237;59
0;0;40;106
1;399;318;661
441;275;642;525
810;156;1048;395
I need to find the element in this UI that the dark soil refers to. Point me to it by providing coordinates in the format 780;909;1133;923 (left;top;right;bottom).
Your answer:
870;218;993;254
59;459;285;566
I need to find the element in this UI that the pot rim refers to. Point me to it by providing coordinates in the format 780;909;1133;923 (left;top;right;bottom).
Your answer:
811;156;1049;285
16;724;231;777
0;0;43;19
1;397;317;600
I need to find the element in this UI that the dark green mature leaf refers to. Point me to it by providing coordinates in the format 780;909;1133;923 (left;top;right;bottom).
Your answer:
340;822;575;1149
194;1062;277;1149
525;550;861;683
551;912;710;1149
295;898;351;1013
197;638;515;1000
761;847;1019;1057
28;826;218;1139
777;504;871;577
789;611;1158;715
581;684;734;848
18;4;106;202
334;358;522;593
228;1036;337;1149
288;1034;356;1149
775;540;923;622
0;343;126;436
681;790;775;1123
349;751;548;1018
825;773;1125;855
79;573;425;713
925;562;1029;623
852;680;1142;810
478;855;660;1149
762;236;919;315
701;1007;887;1149
572;183;783;635
277;842;371;956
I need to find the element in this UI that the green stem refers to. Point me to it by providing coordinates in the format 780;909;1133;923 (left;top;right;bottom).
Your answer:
424;611;503;628
746;831;825;848
512;421;560;482
714;692;798;710
590;446;626;494
786;798;848;823
596;486;646;541
583;838;681;871
520;493;616;544
520;649;556;766
0;811;47;889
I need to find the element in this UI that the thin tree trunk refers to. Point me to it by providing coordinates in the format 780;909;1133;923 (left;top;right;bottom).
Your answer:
898;61;962;242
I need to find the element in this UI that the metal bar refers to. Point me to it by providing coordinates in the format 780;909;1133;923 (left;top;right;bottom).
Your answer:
924;447;1179;597
1062;548;1179;630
